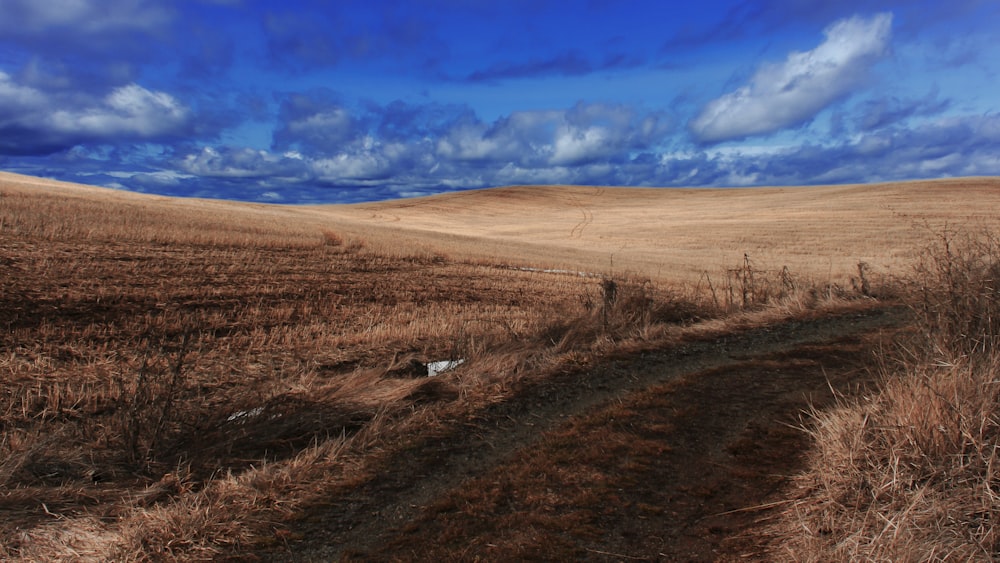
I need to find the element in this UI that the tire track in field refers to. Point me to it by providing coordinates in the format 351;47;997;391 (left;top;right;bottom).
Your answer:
265;305;907;561
567;190;596;239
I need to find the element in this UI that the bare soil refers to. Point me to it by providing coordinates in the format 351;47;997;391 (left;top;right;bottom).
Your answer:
264;305;907;561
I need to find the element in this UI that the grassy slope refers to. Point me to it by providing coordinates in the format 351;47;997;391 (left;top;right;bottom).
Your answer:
309;178;1000;281
3;171;1000;560
7;171;1000;281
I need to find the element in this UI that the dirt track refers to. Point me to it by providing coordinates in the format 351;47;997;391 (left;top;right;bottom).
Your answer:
265;305;907;561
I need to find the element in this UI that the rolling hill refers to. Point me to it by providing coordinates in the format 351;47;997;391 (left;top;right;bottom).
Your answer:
2;171;999;560
311;177;1000;282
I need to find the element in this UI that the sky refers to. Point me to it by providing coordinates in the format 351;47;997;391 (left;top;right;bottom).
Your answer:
0;0;998;203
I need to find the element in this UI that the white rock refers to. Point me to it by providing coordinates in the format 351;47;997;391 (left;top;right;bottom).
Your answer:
426;359;464;376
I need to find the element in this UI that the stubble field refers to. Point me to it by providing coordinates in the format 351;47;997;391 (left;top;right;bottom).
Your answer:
2;171;999;560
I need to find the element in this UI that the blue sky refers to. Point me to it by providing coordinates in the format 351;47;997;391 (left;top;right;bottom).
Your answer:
1;0;998;203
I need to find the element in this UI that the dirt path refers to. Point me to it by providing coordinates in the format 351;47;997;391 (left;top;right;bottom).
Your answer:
265;305;907;561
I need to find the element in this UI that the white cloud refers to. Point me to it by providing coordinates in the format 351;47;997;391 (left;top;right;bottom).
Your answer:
550;125;610;165
49;84;189;138
434;103;668;168
265;98;670;189
435;121;503;160
311;152;388;181
0;75;191;153
690;13;893;143
435;110;560;163
180;146;304;178
0;71;46;113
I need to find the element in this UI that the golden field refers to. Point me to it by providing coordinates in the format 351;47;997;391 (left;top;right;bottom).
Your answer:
2;171;999;561
310;177;1000;281
8;171;999;282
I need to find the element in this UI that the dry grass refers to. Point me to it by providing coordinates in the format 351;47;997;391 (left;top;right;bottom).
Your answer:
310;177;1000;283
2;171;996;560
0;173;723;560
771;230;1000;561
1;174;619;559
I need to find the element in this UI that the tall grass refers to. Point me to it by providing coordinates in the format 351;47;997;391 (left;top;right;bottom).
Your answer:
911;230;1000;360
772;230;1000;561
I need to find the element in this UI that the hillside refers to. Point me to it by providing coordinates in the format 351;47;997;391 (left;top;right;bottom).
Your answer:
6;171;1000;282
311;177;1000;281
2;172;999;560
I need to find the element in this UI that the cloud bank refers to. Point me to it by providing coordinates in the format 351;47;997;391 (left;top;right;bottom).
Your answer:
166;97;672;198
119;101;1000;202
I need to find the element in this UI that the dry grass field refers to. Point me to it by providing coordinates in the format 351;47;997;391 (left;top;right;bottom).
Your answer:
309;178;1000;283
2;171;999;560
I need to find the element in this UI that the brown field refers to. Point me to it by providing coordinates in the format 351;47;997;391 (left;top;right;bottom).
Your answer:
308;178;1000;282
2;171;999;561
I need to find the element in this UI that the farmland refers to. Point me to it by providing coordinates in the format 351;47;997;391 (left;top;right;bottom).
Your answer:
2;172;1000;560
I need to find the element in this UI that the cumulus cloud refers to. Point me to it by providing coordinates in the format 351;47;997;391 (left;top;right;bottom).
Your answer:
0;74;192;155
178;139;429;189
12;78;999;205
0;73;79;154
551;102;670;165
690;12;893;143
179;146;307;179
436;110;560;164
274;95;661;178
312;146;397;182
167;98;673;196
50;84;190;138
434;102;670;168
